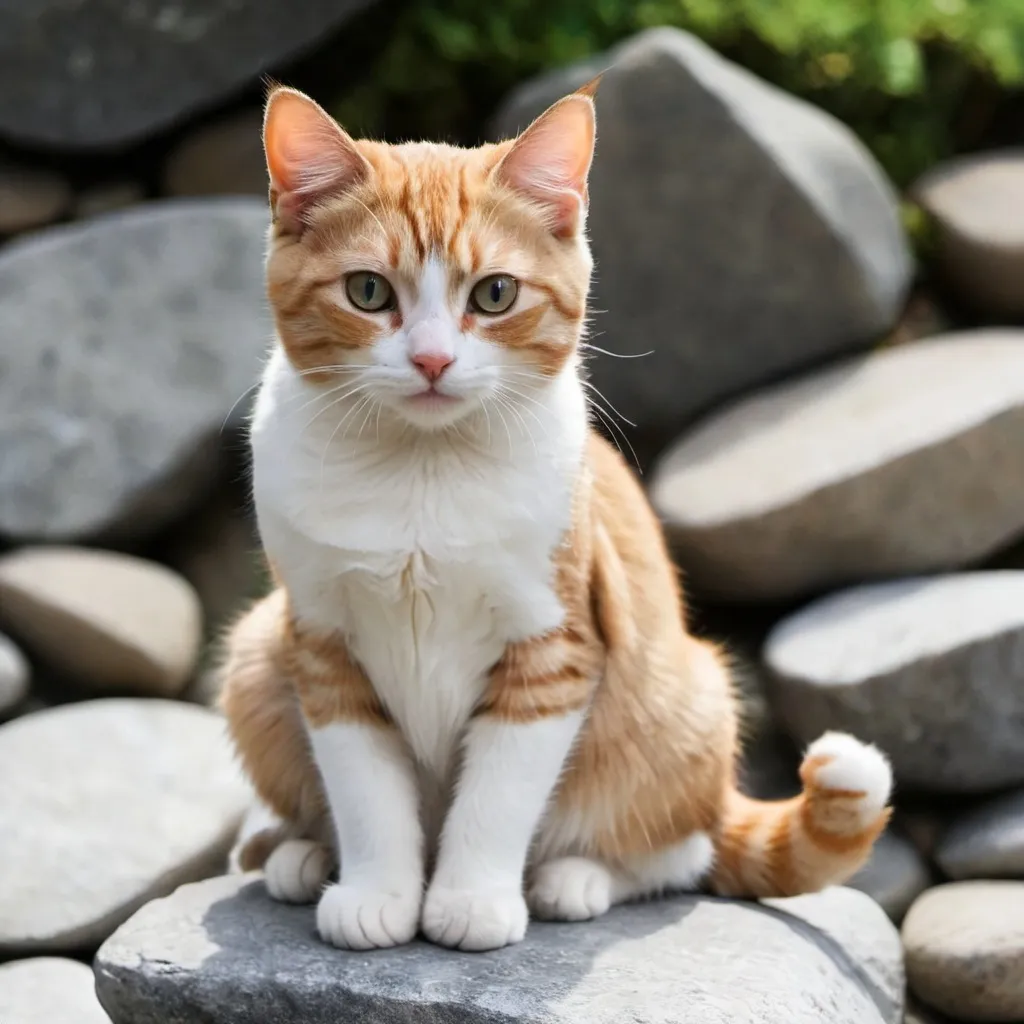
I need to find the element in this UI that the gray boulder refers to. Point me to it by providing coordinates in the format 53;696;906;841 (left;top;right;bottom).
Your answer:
764;572;1024;794
492;27;910;463
652;332;1024;601
95;874;903;1024
0;1;375;149
0;199;272;543
936;789;1024;880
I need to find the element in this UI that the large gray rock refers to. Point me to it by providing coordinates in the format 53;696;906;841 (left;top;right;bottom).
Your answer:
95;874;903;1024
0;957;111;1023
0;199;272;543
652;332;1024;601
765;573;1024;794
847;831;931;923
0;1;374;149
0;699;250;954
492;27;910;463
936;789;1024;880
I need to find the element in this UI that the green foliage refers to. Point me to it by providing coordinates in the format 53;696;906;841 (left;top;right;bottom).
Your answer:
330;0;1024;186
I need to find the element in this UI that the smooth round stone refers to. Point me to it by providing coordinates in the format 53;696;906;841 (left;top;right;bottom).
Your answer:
765;573;1024;793
0;547;202;697
162;110;268;197
0;957;111;1023
0;699;250;954
652;332;1024;601
0;199;272;543
847;831;931;923
903;882;1024;1022
0;159;71;233
913;151;1024;317
0;631;29;716
937;789;1024;880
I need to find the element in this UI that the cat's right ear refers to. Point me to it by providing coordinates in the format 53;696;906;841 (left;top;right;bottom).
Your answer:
263;87;370;234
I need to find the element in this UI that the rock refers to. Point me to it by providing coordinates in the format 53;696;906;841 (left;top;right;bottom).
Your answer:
163;110;268;197
0;1;376;149
95;874;902;1023
912;151;1024;318
903;881;1024;1022
897;806;953;862
492;27;910;464
847;831;931;923
937;789;1024;880
0;699;249;954
0;957;111;1023
72;181;145;220
0;199;272;542
651;332;1024;601
0;546;203;697
904;996;954;1024
0;158;71;233
765;572;1024;794
0;630;29;717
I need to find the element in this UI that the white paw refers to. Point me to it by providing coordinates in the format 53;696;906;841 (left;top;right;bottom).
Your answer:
421;885;528;951
805;731;893;821
529;857;613;921
316;882;420;950
264;839;334;904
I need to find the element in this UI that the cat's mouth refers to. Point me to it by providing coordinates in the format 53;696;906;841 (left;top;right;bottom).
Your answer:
405;387;463;407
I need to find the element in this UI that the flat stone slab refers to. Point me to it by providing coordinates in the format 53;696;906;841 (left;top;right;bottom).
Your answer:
0;957;111;1023
95;874;903;1024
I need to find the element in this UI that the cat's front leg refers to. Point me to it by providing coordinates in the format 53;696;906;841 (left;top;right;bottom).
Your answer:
422;629;599;951
290;628;424;950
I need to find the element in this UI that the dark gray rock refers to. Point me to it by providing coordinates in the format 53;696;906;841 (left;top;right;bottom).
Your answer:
0;957;111;1023
765;573;1024;794
0;1;374;149
0;199;272;543
936;789;1024;880
95;874;903;1024
651;332;1024;601
492;27;910;463
847;831;931;923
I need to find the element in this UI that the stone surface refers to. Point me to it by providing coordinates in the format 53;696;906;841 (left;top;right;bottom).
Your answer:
913;151;1024;318
903;881;1024;1022
0;1;375;149
163;110;268;197
652;332;1024;601
903;996;953;1024
765;572;1024;794
72;181;145;220
847;831;931;923
492;27;910;463
937;789;1024;880
0;199;272;542
0;546;203;697
0;158;71;233
95;874;902;1023
0;699;249;954
0;630;29;717
0;957;111;1023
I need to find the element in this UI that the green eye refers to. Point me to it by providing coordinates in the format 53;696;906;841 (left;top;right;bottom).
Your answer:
470;274;518;314
346;272;394;312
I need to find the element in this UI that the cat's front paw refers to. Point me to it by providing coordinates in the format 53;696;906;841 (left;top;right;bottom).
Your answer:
316;883;420;950
528;856;614;921
421;885;528;951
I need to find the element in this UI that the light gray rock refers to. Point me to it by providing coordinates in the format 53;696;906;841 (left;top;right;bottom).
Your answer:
0;1;376;149
0;699;250;954
0;631;29;717
0;199;272;542
162;110;268;198
903;881;1024;1022
0;158;71;233
0;957;111;1023
847;831;931;923
492;27;910;463
937;789;1024;879
912;150;1024;318
95;874;903;1024
651;332;1024;601
765;573;1024;794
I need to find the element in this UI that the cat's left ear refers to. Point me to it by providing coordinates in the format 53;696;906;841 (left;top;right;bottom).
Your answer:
493;82;598;239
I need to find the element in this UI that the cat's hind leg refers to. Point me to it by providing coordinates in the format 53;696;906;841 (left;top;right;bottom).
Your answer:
265;838;336;904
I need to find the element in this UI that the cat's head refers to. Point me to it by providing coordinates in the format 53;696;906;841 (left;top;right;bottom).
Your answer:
262;84;596;431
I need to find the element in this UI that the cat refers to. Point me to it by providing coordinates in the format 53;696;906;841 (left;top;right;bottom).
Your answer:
220;82;893;953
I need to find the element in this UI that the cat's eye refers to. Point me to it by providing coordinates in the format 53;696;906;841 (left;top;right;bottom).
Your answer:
346;272;395;312
470;274;518;315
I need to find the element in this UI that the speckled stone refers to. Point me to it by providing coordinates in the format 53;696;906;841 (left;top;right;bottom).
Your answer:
936;789;1024;880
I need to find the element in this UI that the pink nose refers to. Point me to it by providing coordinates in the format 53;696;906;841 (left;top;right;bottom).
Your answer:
411;351;454;382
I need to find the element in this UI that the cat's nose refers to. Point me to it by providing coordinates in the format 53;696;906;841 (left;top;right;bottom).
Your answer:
411;351;454;382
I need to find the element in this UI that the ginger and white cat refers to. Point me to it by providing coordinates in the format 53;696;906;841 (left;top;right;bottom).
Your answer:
221;83;893;953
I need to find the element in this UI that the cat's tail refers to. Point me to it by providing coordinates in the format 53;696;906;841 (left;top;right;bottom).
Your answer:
710;732;893;898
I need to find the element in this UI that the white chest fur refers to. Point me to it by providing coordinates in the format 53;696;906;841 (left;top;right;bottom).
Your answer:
250;350;587;783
